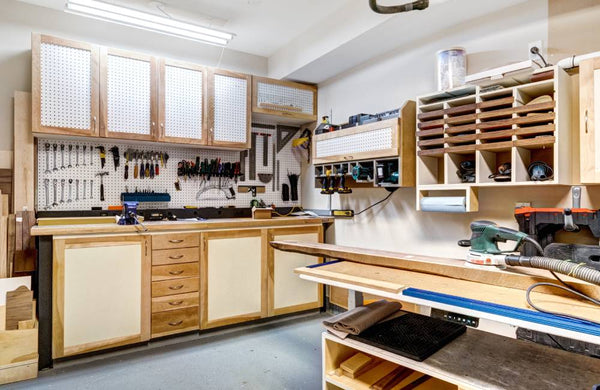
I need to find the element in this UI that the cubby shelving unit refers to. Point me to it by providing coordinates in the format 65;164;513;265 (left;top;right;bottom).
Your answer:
416;66;572;212
312;101;416;189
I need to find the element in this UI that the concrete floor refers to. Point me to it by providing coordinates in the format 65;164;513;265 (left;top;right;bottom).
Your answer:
10;312;328;390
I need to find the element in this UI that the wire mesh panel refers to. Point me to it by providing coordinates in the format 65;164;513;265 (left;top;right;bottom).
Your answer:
107;55;151;135
213;74;248;143
256;81;314;115
316;127;393;158
40;42;92;129
165;65;203;139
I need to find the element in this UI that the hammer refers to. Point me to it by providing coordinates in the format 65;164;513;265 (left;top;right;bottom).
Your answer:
96;172;109;201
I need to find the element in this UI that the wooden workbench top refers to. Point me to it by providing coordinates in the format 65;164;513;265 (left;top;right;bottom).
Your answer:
31;216;332;236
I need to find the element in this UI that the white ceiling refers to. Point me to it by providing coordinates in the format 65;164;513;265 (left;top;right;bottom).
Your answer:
18;0;351;57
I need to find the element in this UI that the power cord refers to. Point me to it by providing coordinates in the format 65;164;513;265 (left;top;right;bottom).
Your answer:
354;188;397;216
530;46;551;67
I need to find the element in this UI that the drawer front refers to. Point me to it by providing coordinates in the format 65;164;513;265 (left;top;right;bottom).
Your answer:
152;292;199;313
152;263;199;281
152;247;199;265
152;277;199;297
151;306;199;336
152;233;199;250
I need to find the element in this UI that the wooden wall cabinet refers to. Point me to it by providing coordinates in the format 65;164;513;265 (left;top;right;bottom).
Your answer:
158;59;207;145
207;69;252;149
200;230;266;329
580;57;600;183
52;235;150;358
252;76;317;125
32;34;100;136
100;48;158;141
267;226;323;316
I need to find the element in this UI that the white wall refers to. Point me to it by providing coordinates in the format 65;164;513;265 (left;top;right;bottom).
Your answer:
306;0;600;258
0;0;267;159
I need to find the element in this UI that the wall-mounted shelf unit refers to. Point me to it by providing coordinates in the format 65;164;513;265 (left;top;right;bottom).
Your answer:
416;66;572;212
312;101;416;189
251;76;317;126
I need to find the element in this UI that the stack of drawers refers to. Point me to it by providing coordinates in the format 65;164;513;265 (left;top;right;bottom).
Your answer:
151;233;200;337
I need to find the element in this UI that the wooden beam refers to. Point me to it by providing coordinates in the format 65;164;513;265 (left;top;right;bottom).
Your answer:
13;92;34;213
271;240;600;300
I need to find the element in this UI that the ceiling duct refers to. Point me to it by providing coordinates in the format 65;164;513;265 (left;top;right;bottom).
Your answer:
368;0;429;14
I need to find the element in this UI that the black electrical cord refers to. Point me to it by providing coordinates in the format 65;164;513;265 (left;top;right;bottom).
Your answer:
530;46;551;67
354;189;395;216
522;236;600;325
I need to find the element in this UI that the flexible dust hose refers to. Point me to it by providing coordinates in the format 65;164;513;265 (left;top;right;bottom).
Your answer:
505;255;600;286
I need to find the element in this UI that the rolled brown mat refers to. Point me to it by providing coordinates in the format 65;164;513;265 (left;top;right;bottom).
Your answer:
323;300;402;335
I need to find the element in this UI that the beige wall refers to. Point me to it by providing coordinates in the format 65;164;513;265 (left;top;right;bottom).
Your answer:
308;0;600;258
0;0;268;166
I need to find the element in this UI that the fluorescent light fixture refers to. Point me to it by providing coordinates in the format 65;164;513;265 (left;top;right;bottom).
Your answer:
65;0;234;46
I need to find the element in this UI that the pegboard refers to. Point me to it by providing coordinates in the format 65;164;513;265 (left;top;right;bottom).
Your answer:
315;127;393;158
164;65;203;139
107;55;151;135
40;42;92;129
213;74;248;143
256;81;314;115
36;122;302;211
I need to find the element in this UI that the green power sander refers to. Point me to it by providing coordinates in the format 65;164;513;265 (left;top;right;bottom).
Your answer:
458;220;529;266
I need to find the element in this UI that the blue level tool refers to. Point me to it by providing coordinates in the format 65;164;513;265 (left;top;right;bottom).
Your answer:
306;260;342;269
403;288;600;336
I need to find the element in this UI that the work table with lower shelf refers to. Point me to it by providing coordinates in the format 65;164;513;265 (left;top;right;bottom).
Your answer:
33;216;332;370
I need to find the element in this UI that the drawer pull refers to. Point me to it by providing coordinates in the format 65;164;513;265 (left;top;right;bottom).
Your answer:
168;320;183;326
169;239;184;244
168;300;184;306
168;255;184;260
169;270;184;275
169;285;184;290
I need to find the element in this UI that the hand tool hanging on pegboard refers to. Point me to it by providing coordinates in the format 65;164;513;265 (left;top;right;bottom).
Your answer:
96;146;106;168
109;146;120;171
96;172;109;201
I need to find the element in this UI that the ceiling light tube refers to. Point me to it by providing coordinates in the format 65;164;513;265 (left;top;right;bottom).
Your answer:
65;0;233;46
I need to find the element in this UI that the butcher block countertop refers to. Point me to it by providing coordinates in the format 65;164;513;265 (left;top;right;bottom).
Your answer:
31;216;333;236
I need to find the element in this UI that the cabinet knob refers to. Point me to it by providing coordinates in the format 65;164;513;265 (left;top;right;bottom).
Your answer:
168;320;184;326
169;239;184;244
168;301;184;306
168;254;184;260
168;270;184;275
169;284;184;290
585;109;589;134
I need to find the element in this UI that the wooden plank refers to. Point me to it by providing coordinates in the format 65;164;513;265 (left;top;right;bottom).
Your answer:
7;215;15;277
417;108;444;121
417;119;444;130
13;92;34;213
445;133;477;145
5;286;33;330
445;145;476;154
416;128;444;138
0;216;6;279
297;261;600;323
445;123;476;134
478;96;514;109
271;241;600;300
477;141;514;152
514;136;556;149
445;113;476;126
514;124;555;137
478;129;514;140
444;103;477;116
417;148;445;157
417;138;445;147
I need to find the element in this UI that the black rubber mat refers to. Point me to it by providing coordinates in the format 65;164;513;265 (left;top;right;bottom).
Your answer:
348;312;466;361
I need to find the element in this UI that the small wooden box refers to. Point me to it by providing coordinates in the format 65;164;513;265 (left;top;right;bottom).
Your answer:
0;303;38;385
252;208;273;219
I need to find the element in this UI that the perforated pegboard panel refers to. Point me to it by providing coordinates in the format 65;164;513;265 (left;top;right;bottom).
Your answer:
107;55;151;135
257;81;314;115
164;65;203;139
213;74;247;143
316;127;393;158
40;43;91;129
36;123;301;211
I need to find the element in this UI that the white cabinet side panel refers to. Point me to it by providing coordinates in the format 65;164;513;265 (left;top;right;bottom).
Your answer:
63;243;141;347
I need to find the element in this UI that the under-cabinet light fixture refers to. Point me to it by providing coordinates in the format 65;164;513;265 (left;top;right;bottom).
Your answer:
65;0;234;46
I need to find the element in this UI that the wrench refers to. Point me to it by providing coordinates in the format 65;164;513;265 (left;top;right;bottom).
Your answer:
52;179;58;207
44;143;51;174
44;179;50;209
82;145;87;166
90;145;94;166
68;145;73;168
52;144;58;171
90;179;94;199
75;145;80;167
75;179;80;201
83;179;87;200
60;144;65;170
67;179;73;203
60;179;65;203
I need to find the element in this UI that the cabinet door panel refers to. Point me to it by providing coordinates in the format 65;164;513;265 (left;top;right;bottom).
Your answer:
32;34;99;136
581;58;600;183
101;48;157;141
159;60;207;144
201;230;265;329
208;70;251;148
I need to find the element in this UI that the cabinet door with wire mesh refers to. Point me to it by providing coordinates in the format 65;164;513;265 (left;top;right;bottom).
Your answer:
208;69;251;149
32;34;100;136
158;59;207;145
100;47;157;141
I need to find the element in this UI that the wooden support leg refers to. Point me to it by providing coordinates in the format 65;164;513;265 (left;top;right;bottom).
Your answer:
347;289;363;310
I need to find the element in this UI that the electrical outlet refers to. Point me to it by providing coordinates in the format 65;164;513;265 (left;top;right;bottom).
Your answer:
528;40;543;61
515;202;531;209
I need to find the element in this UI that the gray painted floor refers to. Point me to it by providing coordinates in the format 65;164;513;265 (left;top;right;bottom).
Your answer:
9;312;328;390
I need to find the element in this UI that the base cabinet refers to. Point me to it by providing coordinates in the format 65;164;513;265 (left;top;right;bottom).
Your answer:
52;236;150;358
201;230;266;329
